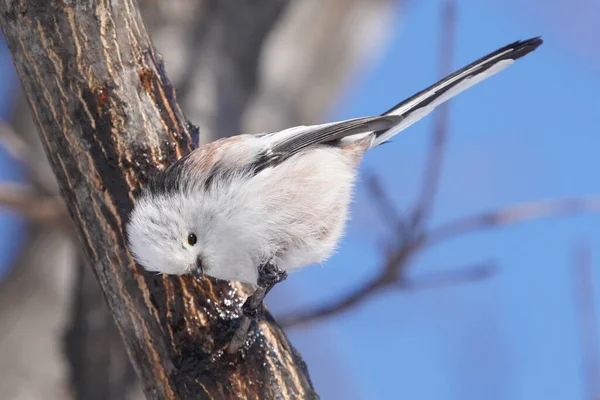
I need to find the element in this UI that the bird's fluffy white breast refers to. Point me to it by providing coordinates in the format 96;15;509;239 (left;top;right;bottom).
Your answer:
194;145;361;283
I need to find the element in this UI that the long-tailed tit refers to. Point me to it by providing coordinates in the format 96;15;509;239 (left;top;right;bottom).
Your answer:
126;37;542;317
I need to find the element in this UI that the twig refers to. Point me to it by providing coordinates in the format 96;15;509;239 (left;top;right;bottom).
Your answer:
277;0;600;330
411;0;456;226
573;243;600;400
281;0;461;329
280;195;600;328
396;262;496;291
0;120;57;194
278;275;390;328
278;241;418;328
0;182;66;222
278;0;599;329
0;120;30;162
365;172;408;236
279;259;493;329
425;196;600;248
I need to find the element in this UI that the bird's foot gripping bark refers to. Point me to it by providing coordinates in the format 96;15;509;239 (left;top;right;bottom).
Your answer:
228;261;287;354
242;261;287;320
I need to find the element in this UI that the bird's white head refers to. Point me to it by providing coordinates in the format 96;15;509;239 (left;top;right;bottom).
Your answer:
126;192;204;276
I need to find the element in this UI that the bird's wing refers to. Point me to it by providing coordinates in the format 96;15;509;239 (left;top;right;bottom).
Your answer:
252;116;402;172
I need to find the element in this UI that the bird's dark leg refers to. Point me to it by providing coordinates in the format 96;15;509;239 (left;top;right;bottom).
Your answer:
227;261;287;354
242;260;287;319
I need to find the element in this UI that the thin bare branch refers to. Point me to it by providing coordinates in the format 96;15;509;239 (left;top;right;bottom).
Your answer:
280;258;494;329
412;0;456;226
0;119;59;195
365;171;408;235
425;196;600;248
0;182;67;222
278;275;390;329
396;262;496;291
0;120;30;162
277;0;597;329
573;243;600;400
281;194;600;328
278;240;418;328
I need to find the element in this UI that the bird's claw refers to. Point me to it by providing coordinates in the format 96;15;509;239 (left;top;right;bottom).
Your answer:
257;261;288;287
241;260;287;320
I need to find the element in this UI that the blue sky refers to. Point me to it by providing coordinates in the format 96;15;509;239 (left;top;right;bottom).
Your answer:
0;36;26;282
268;1;600;399
0;1;598;399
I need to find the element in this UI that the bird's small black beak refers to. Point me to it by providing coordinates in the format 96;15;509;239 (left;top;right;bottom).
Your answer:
193;257;204;278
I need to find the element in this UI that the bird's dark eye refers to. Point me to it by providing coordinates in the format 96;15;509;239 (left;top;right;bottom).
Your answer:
187;233;197;246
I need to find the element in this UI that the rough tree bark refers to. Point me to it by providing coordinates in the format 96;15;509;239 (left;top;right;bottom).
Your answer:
0;1;316;399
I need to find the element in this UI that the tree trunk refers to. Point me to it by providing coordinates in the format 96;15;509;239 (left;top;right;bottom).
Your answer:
0;1;316;399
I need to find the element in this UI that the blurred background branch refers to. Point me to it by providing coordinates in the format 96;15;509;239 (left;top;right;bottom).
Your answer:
277;0;600;330
0;182;65;223
279;193;600;328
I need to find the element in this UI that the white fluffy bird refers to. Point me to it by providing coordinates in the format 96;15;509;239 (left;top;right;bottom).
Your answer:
126;37;542;315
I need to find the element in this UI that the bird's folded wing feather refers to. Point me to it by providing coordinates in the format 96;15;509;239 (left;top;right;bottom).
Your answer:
252;116;402;171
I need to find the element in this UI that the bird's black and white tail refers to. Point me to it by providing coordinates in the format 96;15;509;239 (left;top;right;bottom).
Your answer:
370;36;543;147
255;37;542;171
